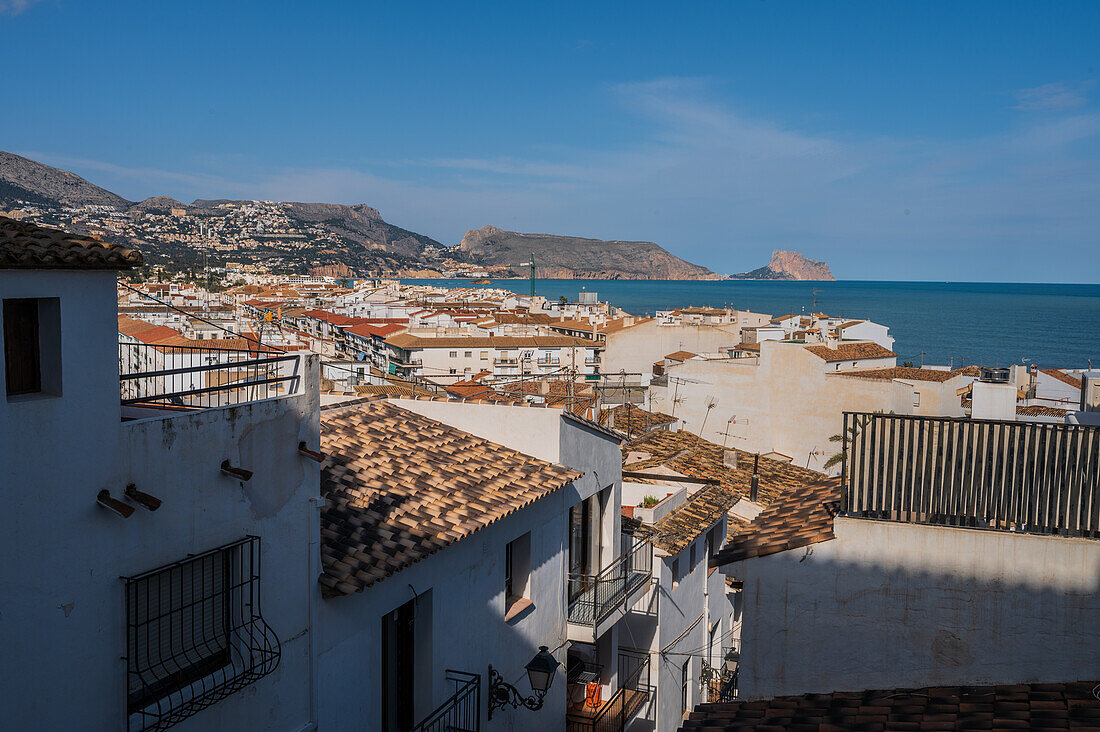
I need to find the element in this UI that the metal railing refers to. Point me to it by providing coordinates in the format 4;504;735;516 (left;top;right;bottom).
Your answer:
841;412;1100;538
567;650;651;732
702;661;737;703
567;539;652;627
410;670;480;732
120;342;300;409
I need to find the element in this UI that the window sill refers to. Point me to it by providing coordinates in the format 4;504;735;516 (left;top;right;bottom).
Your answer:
504;597;534;623
6;390;61;404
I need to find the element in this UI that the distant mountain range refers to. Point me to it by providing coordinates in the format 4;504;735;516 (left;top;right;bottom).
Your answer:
460;225;719;280
0;151;834;280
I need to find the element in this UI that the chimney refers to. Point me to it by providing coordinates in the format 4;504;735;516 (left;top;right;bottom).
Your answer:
1081;371;1100;412
971;367;1016;421
750;454;759;503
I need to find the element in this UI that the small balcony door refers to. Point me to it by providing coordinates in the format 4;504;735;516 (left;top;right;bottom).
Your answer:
382;598;416;732
568;499;592;602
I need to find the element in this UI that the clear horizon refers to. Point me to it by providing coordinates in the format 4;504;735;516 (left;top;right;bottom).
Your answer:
2;0;1098;282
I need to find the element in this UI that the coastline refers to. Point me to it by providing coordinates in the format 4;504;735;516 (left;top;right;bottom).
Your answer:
397;278;1100;368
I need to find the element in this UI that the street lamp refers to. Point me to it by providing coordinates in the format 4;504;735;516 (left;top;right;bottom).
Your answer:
488;646;561;720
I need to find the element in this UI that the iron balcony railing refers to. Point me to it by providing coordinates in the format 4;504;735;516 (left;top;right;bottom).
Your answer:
567;539;652;627
409;670;480;732
841;412;1100;538
702;660;737;703
119;343;300;409
567;649;651;732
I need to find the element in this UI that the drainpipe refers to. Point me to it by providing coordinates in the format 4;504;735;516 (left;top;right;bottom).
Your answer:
302;494;324;731
750;454;760;503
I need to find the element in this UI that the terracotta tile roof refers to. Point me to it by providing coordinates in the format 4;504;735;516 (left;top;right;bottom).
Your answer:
600;317;654;334
622;431;826;510
384;333;600;349
319;400;581;596
665;350;699;361
0;216;142;270
345;322;406;339
598;404;677;434
835;365;981;383
1017;404;1071;417
712;476;841;565
835;319;864;329
300;309;371;327
673;307;726;315
117;315;184;344
1041;368;1083;390
352;383;436;398
651;482;740;554
481;313;553;325
804;342;897;362
680;680;1100;731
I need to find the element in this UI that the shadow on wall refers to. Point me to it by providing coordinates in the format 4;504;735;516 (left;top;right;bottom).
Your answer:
732;537;1100;699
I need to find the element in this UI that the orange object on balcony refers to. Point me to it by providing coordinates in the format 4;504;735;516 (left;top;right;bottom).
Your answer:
585;682;602;708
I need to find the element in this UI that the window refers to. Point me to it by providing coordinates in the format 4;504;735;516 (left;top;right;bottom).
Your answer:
705;526;720;560
914;392;921;407
690;542;697;570
480;351;488;360
448;368;457;375
123;536;278;731
464;351;472;358
671;557;680;588
3;297;61;398
449;351;457;358
505;532;532;620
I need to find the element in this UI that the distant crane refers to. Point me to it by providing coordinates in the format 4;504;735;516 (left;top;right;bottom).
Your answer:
511;257;536;296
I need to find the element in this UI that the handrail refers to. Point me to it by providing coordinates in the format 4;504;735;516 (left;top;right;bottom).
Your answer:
410;670;480;732
119;342;300;408
568;651;651;732
567;539;652;627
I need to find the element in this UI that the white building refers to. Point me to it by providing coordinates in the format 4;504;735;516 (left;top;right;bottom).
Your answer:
384;333;603;383
1;218;321;732
653;341;903;473
706;412;1100;714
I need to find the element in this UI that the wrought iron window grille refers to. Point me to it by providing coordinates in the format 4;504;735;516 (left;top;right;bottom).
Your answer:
121;536;280;732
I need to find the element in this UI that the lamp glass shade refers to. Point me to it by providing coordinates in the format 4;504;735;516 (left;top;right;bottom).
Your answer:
525;646;560;693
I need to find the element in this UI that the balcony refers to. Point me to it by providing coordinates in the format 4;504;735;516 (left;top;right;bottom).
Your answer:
567;649;652;732
119;342;301;412
567;539;652;640
410;670;480;732
840;412;1100;538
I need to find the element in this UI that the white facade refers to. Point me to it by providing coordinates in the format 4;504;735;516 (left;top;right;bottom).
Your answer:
1;267;320;732
654;342;911;474
726;517;1100;700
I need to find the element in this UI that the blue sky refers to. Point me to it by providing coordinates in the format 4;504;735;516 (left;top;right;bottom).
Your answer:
2;1;1098;281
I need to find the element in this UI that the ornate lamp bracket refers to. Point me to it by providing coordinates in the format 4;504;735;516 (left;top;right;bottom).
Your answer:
487;665;546;720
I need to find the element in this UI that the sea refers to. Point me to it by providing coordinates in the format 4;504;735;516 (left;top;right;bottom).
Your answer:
401;279;1100;369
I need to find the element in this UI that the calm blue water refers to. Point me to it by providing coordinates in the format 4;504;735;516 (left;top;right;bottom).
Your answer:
402;279;1100;369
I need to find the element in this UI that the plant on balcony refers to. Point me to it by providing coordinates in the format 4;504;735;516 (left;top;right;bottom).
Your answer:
640;495;659;508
